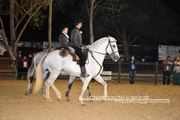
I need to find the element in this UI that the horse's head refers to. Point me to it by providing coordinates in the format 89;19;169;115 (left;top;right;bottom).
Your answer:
106;36;120;62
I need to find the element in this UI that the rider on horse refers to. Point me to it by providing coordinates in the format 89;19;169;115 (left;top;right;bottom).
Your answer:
58;25;70;49
70;20;89;78
58;25;75;54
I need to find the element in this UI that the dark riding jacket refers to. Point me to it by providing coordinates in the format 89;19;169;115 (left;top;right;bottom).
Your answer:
128;60;137;71
58;33;70;49
70;27;82;49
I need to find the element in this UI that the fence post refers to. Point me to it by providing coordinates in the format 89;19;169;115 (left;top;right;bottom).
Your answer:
155;62;158;84
118;60;121;83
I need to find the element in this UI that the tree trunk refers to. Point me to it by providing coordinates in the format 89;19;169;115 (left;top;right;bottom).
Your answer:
89;0;95;44
10;0;16;56
121;27;130;61
10;0;17;79
48;0;52;51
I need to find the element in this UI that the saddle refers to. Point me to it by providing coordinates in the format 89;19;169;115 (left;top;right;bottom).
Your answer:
70;48;88;63
59;47;88;63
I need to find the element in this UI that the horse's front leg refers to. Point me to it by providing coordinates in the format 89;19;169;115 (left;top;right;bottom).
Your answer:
87;86;92;98
94;75;107;100
79;78;92;100
79;77;91;105
65;76;76;101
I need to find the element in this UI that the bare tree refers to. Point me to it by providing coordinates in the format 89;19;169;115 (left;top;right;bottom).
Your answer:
0;0;47;74
48;0;52;51
85;0;128;44
86;0;101;44
97;0;178;61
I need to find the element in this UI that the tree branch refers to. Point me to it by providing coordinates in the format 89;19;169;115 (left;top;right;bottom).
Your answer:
14;2;44;31
93;0;105;16
0;17;9;46
128;33;142;46
15;0;47;46
86;0;90;16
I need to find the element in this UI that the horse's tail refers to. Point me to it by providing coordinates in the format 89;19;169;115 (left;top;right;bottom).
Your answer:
32;53;47;94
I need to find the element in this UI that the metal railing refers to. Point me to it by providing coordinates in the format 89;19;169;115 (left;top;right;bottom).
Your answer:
103;60;180;84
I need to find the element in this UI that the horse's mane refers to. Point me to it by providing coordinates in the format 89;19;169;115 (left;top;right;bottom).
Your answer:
88;36;116;49
88;37;108;49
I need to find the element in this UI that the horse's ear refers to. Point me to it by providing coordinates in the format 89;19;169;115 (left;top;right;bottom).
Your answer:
108;35;111;39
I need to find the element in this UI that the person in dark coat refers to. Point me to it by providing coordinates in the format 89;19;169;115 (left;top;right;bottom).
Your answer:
70;20;89;78
128;56;137;84
58;26;75;53
21;56;29;80
163;56;173;85
59;26;70;48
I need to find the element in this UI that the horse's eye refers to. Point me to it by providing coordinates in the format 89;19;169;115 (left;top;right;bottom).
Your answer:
112;45;116;48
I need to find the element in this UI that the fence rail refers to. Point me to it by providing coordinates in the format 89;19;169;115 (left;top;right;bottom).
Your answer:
0;57;179;84
103;60;180;84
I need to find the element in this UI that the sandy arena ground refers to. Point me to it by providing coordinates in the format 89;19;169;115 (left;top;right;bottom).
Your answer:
0;79;180;120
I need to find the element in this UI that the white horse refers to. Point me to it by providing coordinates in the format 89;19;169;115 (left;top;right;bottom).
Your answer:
32;36;120;105
25;51;92;100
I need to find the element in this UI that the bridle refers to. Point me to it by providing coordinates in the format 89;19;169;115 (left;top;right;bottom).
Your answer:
107;39;119;60
87;37;119;78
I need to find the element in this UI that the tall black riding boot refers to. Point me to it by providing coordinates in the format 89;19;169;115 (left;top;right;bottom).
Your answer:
80;66;89;78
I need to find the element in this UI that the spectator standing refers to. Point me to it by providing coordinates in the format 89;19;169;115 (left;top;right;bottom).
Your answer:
17;53;22;80
163;56;173;85
21;56;29;80
28;53;33;67
172;56;180;85
128;56;137;84
173;56;180;73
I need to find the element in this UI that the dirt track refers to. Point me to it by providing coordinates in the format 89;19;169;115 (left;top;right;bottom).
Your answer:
0;79;180;120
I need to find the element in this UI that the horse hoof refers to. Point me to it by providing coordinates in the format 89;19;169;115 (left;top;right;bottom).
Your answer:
57;97;61;101
88;99;93;102
57;95;61;101
65;97;70;101
42;94;46;98
87;97;93;102
80;103;86;106
24;91;31;96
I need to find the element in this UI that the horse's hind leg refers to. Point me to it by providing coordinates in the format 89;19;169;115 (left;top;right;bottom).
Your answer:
65;76;76;101
25;76;34;96
44;82;52;101
25;67;35;95
49;83;61;101
45;71;61;101
40;70;49;97
94;75;107;99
